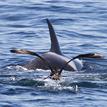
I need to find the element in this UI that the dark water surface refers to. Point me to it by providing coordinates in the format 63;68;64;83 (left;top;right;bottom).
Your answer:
0;0;107;107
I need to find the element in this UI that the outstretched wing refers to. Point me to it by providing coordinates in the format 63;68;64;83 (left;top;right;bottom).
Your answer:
59;53;103;75
10;48;55;73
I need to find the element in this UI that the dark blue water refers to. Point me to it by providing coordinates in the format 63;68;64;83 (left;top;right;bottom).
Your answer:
0;0;107;107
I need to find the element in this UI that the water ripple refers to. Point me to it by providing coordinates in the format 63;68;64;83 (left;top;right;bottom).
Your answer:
0;0;107;107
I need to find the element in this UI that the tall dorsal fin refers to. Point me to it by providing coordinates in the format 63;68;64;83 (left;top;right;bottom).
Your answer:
46;19;62;55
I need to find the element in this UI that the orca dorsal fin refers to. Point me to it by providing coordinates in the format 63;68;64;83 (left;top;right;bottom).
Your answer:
46;19;62;55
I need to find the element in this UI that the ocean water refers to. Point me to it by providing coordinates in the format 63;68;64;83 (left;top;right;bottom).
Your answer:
0;0;107;107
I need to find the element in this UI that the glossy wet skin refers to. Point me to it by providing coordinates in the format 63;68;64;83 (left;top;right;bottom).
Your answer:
24;52;81;71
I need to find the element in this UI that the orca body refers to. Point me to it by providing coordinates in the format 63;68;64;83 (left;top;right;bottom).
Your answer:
24;52;83;71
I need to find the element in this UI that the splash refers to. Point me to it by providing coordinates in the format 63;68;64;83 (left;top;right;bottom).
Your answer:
42;78;79;92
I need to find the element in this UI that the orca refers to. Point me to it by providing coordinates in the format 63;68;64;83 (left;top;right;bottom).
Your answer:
10;19;103;73
24;19;83;71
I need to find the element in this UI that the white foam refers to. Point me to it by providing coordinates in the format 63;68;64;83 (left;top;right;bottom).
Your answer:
42;78;79;92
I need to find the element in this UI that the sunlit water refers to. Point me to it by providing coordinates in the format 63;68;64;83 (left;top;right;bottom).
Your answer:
0;0;107;107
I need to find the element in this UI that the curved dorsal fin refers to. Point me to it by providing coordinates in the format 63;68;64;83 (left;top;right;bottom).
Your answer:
46;19;62;55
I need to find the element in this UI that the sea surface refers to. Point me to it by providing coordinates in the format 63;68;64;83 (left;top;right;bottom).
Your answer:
0;0;107;107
